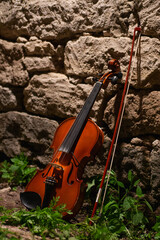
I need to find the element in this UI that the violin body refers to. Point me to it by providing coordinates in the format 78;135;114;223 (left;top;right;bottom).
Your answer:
22;117;104;218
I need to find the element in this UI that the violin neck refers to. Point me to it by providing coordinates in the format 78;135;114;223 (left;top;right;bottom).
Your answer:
59;81;103;153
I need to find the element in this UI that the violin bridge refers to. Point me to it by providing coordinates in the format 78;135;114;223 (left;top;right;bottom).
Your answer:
49;162;64;171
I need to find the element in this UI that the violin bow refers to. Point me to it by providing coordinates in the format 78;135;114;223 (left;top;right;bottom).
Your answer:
90;26;141;222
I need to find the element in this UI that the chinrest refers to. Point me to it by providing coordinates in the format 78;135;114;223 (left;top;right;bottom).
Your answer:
20;191;42;210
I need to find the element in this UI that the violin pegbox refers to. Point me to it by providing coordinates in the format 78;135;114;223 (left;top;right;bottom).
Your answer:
108;59;120;72
99;59;122;89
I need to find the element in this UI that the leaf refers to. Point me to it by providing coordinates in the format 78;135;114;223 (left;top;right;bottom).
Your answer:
1;169;8;173
86;179;95;192
154;233;160;240
128;170;133;182
123;196;134;211
144;199;153;211
9;165;19;172
133;179;140;187
1;160;9;168
24;168;36;176
136;186;144;197
26;219;34;225
117;181;125;188
103;200;117;213
132;212;144;225
11;157;20;165
152;216;160;232
2;173;11;179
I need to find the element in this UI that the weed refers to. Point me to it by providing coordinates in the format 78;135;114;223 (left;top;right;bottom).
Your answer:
0;198;74;239
153;216;160;239
86;170;154;239
0;153;36;187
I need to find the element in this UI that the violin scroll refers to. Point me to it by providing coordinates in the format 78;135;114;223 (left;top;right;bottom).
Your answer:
108;59;120;72
97;59;122;89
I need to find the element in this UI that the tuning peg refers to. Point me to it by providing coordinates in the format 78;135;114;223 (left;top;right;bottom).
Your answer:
110;72;123;85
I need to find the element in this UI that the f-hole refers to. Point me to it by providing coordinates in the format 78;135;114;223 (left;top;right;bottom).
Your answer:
67;162;74;185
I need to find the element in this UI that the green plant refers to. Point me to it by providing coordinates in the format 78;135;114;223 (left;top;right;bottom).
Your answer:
0;198;73;239
153;216;160;239
86;170;154;239
0;153;36;187
74;218;119;240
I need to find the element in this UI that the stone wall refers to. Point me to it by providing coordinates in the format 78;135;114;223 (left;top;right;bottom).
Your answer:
0;0;160;209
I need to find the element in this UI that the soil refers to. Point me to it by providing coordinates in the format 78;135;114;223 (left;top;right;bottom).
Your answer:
0;184;33;239
0;184;23;209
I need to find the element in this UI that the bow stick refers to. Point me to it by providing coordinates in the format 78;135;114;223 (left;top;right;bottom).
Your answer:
90;26;141;222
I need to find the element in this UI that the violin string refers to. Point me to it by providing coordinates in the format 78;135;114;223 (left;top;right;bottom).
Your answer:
47;119;83;177
47;131;69;175
61;81;103;154
99;31;141;215
47;121;82;176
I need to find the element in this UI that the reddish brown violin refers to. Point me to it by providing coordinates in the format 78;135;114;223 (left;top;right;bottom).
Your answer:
20;59;122;219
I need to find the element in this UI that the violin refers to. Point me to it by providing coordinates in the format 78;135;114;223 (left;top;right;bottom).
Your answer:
20;59;122;219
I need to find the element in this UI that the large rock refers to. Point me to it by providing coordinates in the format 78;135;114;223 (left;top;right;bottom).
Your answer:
0;39;29;86
118;137;152;190
0;86;17;111
150;140;160;205
131;37;160;88
0;0;137;41
24;72;104;120
65;36;131;77
0;111;59;164
23;56;56;74
104;90;160;138
1;0;159;41
23;37;64;72
139;0;160;37
23;37;56;56
65;36;160;88
116;136;160;206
